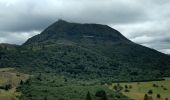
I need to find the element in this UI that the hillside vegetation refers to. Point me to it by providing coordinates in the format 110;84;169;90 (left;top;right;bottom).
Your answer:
18;73;130;100
0;68;29;100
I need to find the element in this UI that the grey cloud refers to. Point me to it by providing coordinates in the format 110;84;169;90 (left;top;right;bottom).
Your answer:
0;0;149;33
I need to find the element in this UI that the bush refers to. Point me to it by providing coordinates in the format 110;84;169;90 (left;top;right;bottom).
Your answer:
5;84;12;91
86;91;91;100
163;87;168;90
20;80;24;85
95;90;107;100
124;85;128;89
143;94;148;100
152;84;158;87
113;85;118;91
148;90;153;94
157;94;161;98
124;89;130;92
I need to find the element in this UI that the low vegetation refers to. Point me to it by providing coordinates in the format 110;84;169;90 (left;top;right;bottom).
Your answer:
111;77;170;100
17;73;130;100
0;68;29;100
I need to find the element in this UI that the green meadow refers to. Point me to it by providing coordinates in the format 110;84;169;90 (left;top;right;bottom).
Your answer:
111;77;170;100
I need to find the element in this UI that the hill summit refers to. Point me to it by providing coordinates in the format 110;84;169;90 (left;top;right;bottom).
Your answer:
24;19;130;45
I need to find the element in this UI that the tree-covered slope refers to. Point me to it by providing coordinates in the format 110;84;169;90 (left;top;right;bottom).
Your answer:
1;20;170;82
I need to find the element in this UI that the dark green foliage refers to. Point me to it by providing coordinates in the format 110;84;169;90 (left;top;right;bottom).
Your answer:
153;84;159;87
125;85;128;89
44;96;47;100
95;90;107;100
86;91;91;100
113;84;123;92
17;73;130;100
20;80;24;85
148;90;153;94
143;94;153;100
163;87;168;90
157;94;161;98
0;84;12;90
5;84;12;91
144;94;148;100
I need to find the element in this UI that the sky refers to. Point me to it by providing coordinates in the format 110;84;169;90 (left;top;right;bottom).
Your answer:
0;0;170;54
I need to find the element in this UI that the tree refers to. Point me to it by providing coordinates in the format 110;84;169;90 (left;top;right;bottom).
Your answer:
95;90;107;100
148;90;153;94
5;84;12;91
152;83;158;87
20;80;24;85
125;85;128;89
113;85;118;91
86;91;91;100
44;96;47;100
143;94;148;100
157;94;161;99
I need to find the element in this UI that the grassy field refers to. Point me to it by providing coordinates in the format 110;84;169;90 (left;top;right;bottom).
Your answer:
110;77;170;100
0;68;29;100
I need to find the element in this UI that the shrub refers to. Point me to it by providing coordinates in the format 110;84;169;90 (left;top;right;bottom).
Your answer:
20;80;24;85
95;90;107;100
157;94;161;99
5;84;12;91
148;90;153;94
125;85;128;89
143;94;148;100
163;87;168;90
113;85;118;91
124;89;130;92
86;91;91;100
152;84;158;87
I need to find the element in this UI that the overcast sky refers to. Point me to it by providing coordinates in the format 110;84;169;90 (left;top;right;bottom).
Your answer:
0;0;170;54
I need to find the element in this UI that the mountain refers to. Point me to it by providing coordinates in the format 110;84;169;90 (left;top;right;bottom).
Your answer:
24;19;129;45
1;20;170;82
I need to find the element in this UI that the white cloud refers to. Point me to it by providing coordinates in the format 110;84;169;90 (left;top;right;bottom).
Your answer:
160;49;170;54
0;31;40;45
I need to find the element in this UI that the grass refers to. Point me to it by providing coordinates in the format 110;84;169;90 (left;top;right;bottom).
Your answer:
0;67;29;100
110;77;170;100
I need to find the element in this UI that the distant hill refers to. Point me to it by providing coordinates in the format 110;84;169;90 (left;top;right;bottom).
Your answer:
1;20;170;82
